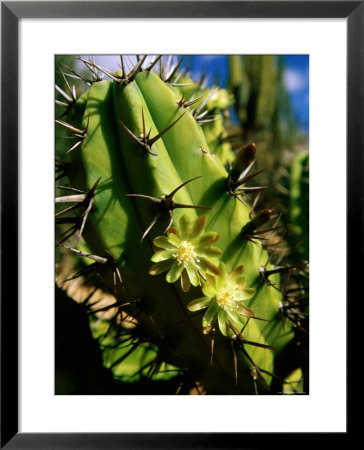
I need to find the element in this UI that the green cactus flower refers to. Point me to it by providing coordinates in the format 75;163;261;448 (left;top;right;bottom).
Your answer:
149;215;222;292
187;263;256;336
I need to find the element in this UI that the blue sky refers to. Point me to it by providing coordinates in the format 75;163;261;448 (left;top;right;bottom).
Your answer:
283;55;309;132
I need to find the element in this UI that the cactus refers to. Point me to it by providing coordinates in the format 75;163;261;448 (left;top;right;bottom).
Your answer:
55;55;300;395
289;151;309;263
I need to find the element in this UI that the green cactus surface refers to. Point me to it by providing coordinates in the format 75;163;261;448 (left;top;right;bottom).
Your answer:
55;55;300;395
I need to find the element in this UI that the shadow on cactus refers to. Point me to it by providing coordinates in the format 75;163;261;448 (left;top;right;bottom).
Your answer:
55;54;309;395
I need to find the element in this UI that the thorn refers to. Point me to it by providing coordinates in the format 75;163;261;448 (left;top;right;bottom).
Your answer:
166;176;201;199
210;326;216;365
164;56;185;82
55;84;73;104
76;56;121;82
119;111;185;156
141;213;161;242
177;92;208;109
120;55;126;76
55;119;85;137
56;185;85;193
148;113;185;146
66;140;83;154
127;177;208;240
164;211;174;234
128;55;147;79
193;88;218;117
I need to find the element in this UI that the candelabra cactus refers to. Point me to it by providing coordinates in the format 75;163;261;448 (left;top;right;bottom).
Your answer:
55;55;300;395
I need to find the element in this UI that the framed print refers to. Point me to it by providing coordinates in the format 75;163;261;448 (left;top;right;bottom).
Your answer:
1;1;359;447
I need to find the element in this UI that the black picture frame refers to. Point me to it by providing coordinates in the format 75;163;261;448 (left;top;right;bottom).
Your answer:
1;1;358;448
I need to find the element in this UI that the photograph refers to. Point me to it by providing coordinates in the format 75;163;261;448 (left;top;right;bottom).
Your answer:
55;54;309;396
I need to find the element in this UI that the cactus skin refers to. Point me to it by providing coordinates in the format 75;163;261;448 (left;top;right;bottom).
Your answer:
229;55;278;133
289;151;309;263
56;56;295;394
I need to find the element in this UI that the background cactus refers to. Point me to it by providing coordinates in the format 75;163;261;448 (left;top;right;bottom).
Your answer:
55;55;308;395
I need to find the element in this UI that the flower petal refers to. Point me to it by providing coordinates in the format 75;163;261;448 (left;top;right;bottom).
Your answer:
197;231;220;248
214;262;227;289
198;246;222;257
179;215;191;239
217;308;229;336
149;260;174;275
151;250;175;262
186;262;200;286
218;262;227;279
190;216;206;240
236;303;255;318
225;308;242;325
181;269;191;292
202;302;218;328
228;265;245;281
234;288;255;301
199;257;220;275
166;231;181;246
153;236;177;250
202;276;216;296
187;296;211;312
166;260;184;283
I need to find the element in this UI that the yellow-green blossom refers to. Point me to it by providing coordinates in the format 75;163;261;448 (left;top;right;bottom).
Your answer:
187;263;256;336
149;215;222;292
